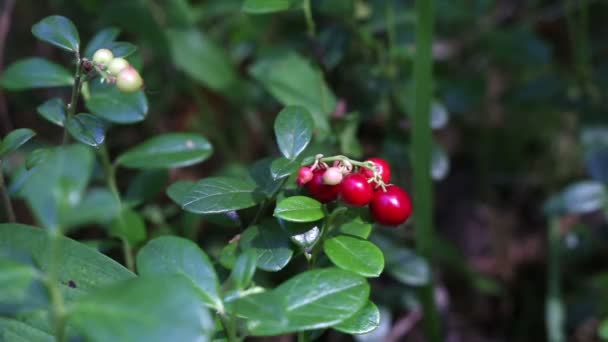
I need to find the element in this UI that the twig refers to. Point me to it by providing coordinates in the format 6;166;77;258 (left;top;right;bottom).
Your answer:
0;0;16;134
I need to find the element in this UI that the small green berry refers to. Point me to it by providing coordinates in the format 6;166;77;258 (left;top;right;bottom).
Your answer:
107;57;130;75
116;67;143;93
92;48;114;67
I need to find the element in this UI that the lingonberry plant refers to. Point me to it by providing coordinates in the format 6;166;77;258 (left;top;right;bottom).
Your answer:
0;14;421;342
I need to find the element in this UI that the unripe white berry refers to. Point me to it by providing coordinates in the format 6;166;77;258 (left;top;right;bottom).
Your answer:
116;67;143;93
92;48;114;67
107;57;130;75
322;167;343;185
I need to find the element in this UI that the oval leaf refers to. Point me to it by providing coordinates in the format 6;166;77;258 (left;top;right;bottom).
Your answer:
136;236;223;310
170;177;264;214
110;41;137;58
334;301;380;335
274;106;314;160
65;113;107;147
37;98;66;126
270;157;300;180
230;249;257;290
69;275;214;342
324;235;384;277
243;0;294;13
31;15;79;52
240;221;293;272
116;133;213;169
372;235;430;286
1;58;73;90
84;27;120;58
109;208;146;246
85;83;147;124
274;196;324;222
236;268;370;335
0;129;36;157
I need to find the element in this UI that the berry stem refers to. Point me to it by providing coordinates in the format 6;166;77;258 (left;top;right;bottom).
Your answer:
62;54;83;144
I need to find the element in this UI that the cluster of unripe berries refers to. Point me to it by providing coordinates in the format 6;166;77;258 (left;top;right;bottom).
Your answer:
90;48;143;93
296;157;412;226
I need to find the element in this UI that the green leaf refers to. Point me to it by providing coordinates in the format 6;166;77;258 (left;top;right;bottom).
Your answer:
231;249;257;290
0;317;54;342
137;236;223;310
235;268;369;335
170;177;264;214
334;301;380;335
0;258;42;308
274;106;314;160
124;170;168;206
372;235;430;286
599;319;608;340
116;133;213;169
270;157;300;180
0;223;134;290
65;113;107;148
274;196;324;222
166;28;237;91
281;220;322;248
250;53;336;136
240;221;293;272
339;218;372;239
109;208;146;246
0;58;73;90
69;275;214;342
0;129;36;157
249;158;284;197
16;145;95;230
31;15;79;52
324;235;384;277
84;27;120;58
61;188;121;229
219;242;238;270
242;0;298;13
36;98;66;126
85;82;148;124
110;41;137;58
25;149;50;170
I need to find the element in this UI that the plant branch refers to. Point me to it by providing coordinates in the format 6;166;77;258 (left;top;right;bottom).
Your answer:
302;0;316;38
63;55;83;144
412;0;441;341
546;217;564;342
0;160;15;222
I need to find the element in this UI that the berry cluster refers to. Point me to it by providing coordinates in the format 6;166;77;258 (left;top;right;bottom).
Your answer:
296;156;412;226
90;48;143;93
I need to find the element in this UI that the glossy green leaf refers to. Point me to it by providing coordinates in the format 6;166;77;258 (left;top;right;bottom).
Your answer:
136;236;223;310
0;317;54;342
109;208;146;246
84;27;120;58
250;53;336;135
117;133;213;169
0;258;40;307
270;157;299;180
65;113;107;147
240;221;293;272
274;106;314;160
25;149;50;170
110;41;137;58
36;98;66;126
31;15;79;52
334;301;380;335
166;28;237;91
324;235;384;277
69;275;214;342
170;177;263;214
339;219;372;239
249;158;284;197
274;196;324;222
235;268;369;335
85;82;148;124
0;223;134;291
15;145;95;230
243;0;297;13
1;58;73;90
0;129;36;157
372;235;430;286
231;249;257;290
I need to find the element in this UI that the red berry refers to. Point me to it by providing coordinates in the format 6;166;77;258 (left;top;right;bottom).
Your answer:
296;166;314;186
306;169;341;203
322;167;343;185
370;186;412;226
340;173;374;206
359;158;391;185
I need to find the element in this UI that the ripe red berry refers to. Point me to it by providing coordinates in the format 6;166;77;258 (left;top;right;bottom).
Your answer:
359;157;391;185
322;167;343;185
306;169;341;203
296;166;314;186
370;186;412;226
340;173;374;206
